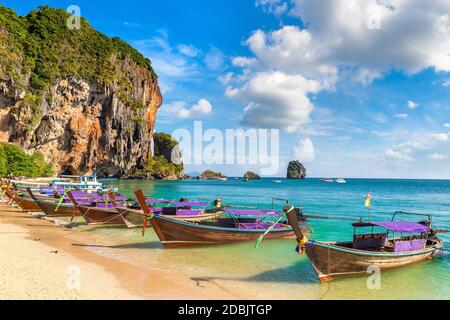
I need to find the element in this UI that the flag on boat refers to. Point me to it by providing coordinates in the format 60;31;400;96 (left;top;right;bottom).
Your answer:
364;192;372;207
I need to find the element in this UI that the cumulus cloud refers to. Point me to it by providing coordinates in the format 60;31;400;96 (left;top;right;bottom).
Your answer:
228;0;450;131
293;138;316;162
226;71;320;132
178;99;213;119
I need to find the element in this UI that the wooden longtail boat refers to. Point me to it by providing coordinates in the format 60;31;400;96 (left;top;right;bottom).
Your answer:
108;192;222;228
135;189;296;248
67;191;125;226
26;188;81;217
285;208;445;282
2;186;42;212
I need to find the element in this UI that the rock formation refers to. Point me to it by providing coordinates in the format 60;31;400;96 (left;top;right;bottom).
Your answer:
244;171;261;181
287;161;307;179
0;6;162;178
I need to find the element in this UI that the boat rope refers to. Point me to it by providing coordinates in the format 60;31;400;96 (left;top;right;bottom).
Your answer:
255;205;295;249
142;210;155;237
54;189;69;212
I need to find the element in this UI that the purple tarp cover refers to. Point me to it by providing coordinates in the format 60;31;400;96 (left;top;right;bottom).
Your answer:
170;201;208;207
175;209;202;216
146;199;170;204
372;221;429;233
225;209;282;216
394;239;427;252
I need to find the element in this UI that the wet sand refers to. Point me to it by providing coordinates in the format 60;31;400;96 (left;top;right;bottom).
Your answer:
0;201;236;300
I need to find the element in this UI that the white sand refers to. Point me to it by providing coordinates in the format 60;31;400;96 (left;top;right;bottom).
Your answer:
0;223;142;300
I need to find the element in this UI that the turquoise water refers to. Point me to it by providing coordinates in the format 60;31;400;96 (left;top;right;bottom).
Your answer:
85;178;449;299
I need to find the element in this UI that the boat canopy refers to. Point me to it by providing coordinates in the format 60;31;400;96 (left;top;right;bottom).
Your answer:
146;199;171;204
355;221;430;233
225;209;282;216
170;201;208;207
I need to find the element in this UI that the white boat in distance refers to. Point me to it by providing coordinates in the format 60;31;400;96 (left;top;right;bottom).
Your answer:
335;178;347;184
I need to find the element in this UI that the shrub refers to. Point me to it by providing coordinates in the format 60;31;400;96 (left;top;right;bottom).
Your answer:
144;156;183;178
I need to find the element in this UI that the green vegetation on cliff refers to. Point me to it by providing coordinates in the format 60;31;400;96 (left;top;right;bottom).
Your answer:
0;5;156;91
0;143;53;177
143;132;184;179
144;156;184;179
199;170;227;180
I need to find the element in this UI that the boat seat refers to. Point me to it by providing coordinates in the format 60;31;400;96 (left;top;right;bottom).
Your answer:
353;233;387;250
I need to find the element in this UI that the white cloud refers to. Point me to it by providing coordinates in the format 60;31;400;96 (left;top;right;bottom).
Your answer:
134;31;199;93
407;100;419;110
381;132;449;162
232;57;257;68
442;79;450;87
178;99;213;119
429;153;449;161
384;148;414;162
293;138;316;162
228;1;450;132
226;71;320;132
177;44;200;57
444;123;450;128
256;0;289;15
395;113;409;119
204;47;226;71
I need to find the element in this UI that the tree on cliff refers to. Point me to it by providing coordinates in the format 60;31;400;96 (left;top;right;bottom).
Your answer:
0;143;53;177
140;132;184;180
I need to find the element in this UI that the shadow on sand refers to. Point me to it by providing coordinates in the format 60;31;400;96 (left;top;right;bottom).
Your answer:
71;241;162;250
190;260;318;287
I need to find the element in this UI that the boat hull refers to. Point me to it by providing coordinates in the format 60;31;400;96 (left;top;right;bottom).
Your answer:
117;208;222;228
149;215;295;249
305;240;444;282
2;187;42;212
11;196;42;212
33;199;81;217
76;206;125;226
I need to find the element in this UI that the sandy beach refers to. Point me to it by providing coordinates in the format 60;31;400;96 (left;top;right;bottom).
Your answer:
0;201;236;300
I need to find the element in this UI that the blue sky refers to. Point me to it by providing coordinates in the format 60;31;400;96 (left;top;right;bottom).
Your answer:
4;0;450;178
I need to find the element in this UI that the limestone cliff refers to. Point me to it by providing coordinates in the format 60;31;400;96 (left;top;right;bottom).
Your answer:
0;6;162;177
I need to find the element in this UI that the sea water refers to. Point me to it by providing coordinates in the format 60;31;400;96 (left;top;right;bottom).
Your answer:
83;178;450;299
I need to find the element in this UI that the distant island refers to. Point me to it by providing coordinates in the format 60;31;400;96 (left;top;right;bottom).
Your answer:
198;170;228;181
244;171;261;181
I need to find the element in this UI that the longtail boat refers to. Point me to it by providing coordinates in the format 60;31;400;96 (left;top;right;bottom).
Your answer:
285;208;445;282
135;189;297;248
67;191;125;226
2;186;42;212
108;192;222;228
26;188;81;217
